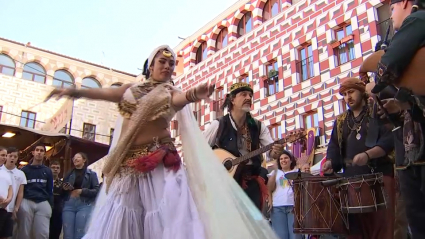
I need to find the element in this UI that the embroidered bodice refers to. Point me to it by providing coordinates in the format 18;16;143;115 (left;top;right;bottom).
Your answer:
118;80;177;123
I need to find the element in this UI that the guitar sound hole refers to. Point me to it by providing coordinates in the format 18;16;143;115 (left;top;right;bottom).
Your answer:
223;159;233;171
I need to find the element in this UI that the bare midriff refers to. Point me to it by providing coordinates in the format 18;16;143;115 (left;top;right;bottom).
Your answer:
120;117;172;146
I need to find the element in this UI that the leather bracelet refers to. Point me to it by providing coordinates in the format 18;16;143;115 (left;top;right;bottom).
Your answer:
364;151;370;161
185;90;193;102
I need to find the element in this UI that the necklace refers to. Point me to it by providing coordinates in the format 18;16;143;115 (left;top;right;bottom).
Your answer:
347;112;366;140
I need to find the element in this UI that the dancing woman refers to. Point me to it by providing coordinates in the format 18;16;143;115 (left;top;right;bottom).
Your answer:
45;45;212;239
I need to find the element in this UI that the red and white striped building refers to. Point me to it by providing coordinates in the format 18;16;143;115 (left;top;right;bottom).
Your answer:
170;0;392;163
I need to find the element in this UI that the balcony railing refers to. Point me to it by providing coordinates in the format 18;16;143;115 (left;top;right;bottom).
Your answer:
377;18;394;44
296;56;314;82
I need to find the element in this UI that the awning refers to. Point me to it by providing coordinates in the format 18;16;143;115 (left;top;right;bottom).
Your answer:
0;123;109;165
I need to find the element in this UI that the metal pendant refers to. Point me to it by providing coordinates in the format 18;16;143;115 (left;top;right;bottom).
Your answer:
356;133;361;140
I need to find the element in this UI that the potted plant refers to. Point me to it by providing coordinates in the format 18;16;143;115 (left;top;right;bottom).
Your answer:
329;39;340;48
268;69;278;78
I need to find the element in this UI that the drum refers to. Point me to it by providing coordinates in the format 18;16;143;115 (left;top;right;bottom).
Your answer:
337;173;387;214
293;176;348;235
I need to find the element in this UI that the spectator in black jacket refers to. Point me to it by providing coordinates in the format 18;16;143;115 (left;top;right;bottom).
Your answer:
49;161;63;239
62;152;99;239
15;144;53;239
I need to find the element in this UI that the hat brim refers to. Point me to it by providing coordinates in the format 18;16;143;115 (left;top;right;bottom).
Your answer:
230;86;253;95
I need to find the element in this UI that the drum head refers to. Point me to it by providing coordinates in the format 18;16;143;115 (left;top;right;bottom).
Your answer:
285;171;312;180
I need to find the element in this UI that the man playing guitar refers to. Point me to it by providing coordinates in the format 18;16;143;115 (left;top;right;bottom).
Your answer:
203;82;284;210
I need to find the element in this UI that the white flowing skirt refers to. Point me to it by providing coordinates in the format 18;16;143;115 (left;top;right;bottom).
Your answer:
83;164;205;239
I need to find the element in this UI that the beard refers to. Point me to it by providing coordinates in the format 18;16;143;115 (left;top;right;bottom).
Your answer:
241;105;251;112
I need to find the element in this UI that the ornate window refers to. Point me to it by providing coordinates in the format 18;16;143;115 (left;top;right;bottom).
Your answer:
82;123;96;141
298;45;314;81
334;24;355;65
263;0;281;22
215;28;228;51
304;111;319;129
265;61;279;96
237;12;253;37
0;54;15;76
195;42;208;64
269;124;282;139
20;111;36;128
22;62;46;83
82;77;101;89
53;70;74;88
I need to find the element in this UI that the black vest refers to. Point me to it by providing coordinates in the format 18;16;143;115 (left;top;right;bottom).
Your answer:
215;114;262;167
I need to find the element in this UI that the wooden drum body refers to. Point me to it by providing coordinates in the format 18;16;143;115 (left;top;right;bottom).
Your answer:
293;176;348;235
338;173;387;214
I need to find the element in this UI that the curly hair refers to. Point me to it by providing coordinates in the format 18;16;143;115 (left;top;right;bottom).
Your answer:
277;150;297;170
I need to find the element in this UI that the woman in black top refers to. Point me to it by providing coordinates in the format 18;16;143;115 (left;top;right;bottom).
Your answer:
62;153;99;239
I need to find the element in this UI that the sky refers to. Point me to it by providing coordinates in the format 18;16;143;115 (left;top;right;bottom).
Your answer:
0;0;240;75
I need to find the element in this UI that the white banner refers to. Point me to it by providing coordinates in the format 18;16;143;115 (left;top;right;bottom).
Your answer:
41;99;73;133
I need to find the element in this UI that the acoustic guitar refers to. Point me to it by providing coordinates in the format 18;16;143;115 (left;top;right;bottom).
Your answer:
213;131;305;177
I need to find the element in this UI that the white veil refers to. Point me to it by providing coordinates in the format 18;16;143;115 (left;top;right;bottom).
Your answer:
86;115;123;230
177;105;278;239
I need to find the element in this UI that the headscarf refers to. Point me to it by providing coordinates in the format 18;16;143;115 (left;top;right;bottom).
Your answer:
338;77;366;95
142;45;176;78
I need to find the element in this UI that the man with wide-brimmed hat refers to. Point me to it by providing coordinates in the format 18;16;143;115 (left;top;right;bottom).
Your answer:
203;82;284;211
323;77;395;238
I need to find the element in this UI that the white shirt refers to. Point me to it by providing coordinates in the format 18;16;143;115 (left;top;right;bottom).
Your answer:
203;116;274;163
3;167;27;212
268;169;296;207
0;166;12;205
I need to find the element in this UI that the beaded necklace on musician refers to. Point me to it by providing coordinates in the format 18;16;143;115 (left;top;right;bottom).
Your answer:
347;108;368;140
230;113;252;152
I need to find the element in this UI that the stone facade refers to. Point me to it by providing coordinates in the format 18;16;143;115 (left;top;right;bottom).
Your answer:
170;0;391;162
0;37;137;145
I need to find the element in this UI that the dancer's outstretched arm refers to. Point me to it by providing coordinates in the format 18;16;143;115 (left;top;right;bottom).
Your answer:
172;82;215;110
45;83;133;103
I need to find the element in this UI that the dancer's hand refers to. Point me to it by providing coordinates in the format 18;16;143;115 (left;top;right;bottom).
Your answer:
45;88;79;102
195;82;215;101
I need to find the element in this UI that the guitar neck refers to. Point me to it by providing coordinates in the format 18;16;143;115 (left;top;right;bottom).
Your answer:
231;134;306;166
232;141;281;166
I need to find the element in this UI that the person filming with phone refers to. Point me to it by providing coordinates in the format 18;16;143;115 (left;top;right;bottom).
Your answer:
62;153;99;239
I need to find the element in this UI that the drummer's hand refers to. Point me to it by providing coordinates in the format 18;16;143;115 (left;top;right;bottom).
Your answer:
300;164;310;173
353;152;369;166
377;99;410;118
321;161;333;174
